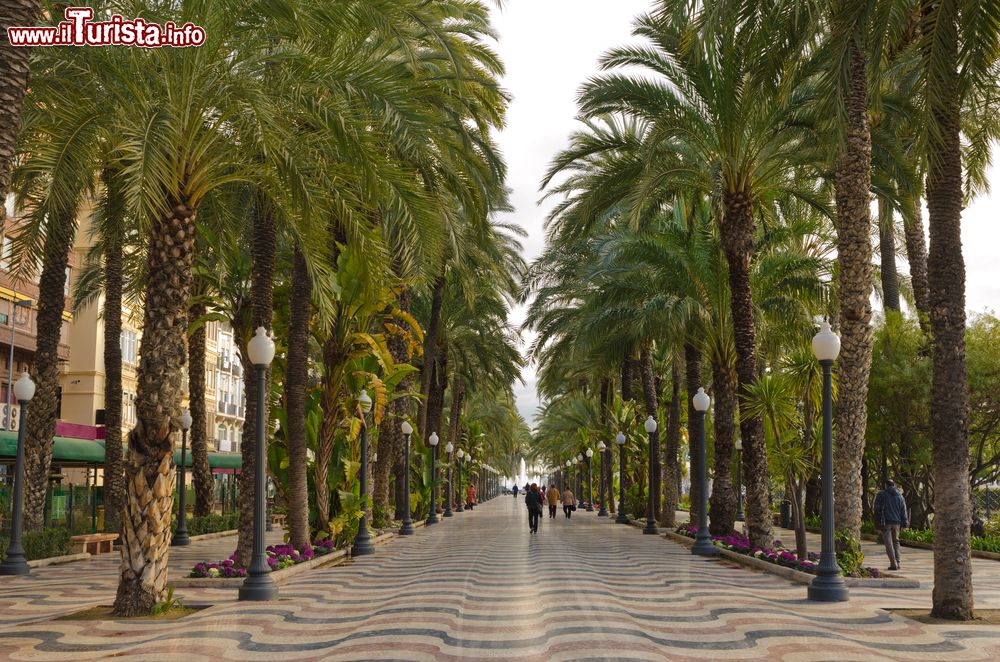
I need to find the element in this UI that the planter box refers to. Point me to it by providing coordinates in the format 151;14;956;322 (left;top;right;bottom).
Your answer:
662;531;919;589
170;531;394;589
27;552;90;568
805;526;1000;562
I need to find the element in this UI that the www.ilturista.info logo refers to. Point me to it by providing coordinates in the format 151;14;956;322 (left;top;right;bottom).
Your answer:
6;7;205;48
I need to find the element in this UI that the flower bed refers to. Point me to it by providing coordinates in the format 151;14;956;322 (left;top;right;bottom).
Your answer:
190;539;337;578
675;524;883;578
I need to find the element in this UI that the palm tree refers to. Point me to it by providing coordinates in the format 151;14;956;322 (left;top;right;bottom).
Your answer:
187;300;214;517
282;245;312;548
916;0;999;622
577;5;823;547
0;0;42;215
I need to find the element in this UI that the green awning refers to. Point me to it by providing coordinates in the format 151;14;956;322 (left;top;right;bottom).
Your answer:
0;430;242;470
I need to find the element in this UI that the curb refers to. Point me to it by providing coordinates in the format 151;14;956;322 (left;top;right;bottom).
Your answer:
661;530;920;589
27;552;91;568
170;531;396;589
188;529;239;542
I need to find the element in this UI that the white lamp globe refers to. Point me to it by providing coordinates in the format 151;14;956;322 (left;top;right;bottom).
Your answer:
457;449;464;459
179;409;193;430
598;440;607;451
644;415;657;433
428;432;439;447
693;387;711;413
576;454;583;462
812;320;841;362
585;448;593;458
566;460;571;467
247;326;275;366
358;389;373;413
445;441;454;454
735;438;743;451
13;372;35;402
616;432;625;446
401;420;413;435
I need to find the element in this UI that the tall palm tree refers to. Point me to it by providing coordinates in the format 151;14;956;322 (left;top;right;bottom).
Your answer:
283;245;312;548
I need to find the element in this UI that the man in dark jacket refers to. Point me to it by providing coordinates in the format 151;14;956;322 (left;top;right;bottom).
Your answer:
874;480;909;570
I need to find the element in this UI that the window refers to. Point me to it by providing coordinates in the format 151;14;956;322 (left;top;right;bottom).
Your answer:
123;391;137;426
4;194;14;219
217;425;229;452
64;267;71;295
120;330;137;365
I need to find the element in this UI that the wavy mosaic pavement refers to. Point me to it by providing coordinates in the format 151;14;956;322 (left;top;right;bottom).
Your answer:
3;499;1000;660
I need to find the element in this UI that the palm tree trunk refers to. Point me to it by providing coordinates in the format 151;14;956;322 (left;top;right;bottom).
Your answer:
23;210;76;531
113;198;195;616
832;40;874;542
639;344;660;520
720;188;773;549
187;302;214;517
445;380;465;509
417;274;445;437
921;0;972;620
391;288;414;520
684;343;702;522
283;245;311;548
900;181;930;331
878;198;900;312
709;360;737;535
236;196;276;566
101;175;126;536
0;0;40;210
660;361;681;527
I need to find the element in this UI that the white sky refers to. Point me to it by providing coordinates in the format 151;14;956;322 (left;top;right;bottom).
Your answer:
489;1;1000;428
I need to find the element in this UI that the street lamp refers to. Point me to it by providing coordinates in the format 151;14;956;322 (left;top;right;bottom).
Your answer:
351;389;375;556
735;438;745;522
427;432;439;524
0;373;35;575
465;453;472;508
585;448;595;512
239;327;278;601
444;441;454;517
691;388;716;556
643;416;659;535
456;449;465;512
597;441;608;517
171;409;194;546
399;421;415;535
808;321;849;602
615;432;628;524
576;454;583;506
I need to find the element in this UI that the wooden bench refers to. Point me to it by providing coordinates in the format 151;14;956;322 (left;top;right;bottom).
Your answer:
271;514;286;527
70;533;118;555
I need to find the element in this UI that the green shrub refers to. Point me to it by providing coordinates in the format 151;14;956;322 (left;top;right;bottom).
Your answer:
900;528;934;544
0;527;71;562
181;513;239;537
835;530;864;577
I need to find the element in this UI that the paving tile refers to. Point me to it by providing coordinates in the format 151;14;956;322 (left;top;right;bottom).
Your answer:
1;500;1000;660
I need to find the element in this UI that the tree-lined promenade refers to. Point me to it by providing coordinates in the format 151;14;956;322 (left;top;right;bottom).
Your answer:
0;0;997;630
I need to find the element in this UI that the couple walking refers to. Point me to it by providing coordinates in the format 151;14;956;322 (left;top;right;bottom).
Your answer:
524;483;577;533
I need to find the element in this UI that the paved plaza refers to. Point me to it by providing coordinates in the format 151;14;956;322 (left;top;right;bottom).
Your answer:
4;499;1000;660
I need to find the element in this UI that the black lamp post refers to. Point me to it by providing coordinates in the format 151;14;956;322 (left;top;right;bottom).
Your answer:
808;321;849;602
597;441;608;516
643;416;659;535
399;421;415;535
0;372;35;576
735;438;745;522
171;408;193;546
585;448;595;512
691;388;717;555
464;453;471;507
239;327;278;601
444;441;454;517
615;432;628;524
576;454;583;505
456;449;465;512
427;432;439;524
351;388;375;556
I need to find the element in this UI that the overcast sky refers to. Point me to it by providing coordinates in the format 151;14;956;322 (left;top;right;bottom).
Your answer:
489;1;999;428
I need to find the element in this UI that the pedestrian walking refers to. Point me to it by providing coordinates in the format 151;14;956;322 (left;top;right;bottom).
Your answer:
546;484;560;519
466;483;477;510
512;484;519;499
874;479;909;570
561;487;576;519
525;483;543;533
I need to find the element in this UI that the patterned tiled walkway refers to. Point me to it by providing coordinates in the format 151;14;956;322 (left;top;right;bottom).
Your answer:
3;498;1000;661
